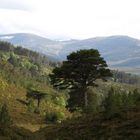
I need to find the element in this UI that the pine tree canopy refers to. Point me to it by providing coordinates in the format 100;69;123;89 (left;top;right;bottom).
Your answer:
50;49;112;89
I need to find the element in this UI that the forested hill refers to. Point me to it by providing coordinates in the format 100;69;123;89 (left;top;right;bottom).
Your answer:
0;41;57;87
0;33;61;59
0;41;56;66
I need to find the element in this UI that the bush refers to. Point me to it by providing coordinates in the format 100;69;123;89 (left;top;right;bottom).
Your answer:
0;77;8;90
54;96;67;107
72;107;82;118
46;111;65;123
133;88;140;105
0;104;12;127
27;99;35;113
34;107;40;114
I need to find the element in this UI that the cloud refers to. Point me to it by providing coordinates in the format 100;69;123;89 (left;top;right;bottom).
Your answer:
0;0;31;11
0;0;140;39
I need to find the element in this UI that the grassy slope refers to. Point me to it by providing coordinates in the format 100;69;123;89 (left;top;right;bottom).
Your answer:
0;106;139;140
0;79;140;139
0;79;45;129
0;78;70;131
32;106;140;140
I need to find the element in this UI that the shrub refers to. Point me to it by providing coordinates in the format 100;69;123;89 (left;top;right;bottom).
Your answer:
0;104;12;127
34;107;40;114
54;96;67;107
0;77;8;90
133;88;140;105
46;111;65;123
72;107;82;118
27;99;35;113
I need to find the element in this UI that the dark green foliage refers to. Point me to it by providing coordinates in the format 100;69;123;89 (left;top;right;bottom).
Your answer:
72;107;83;118
0;126;32;140
103;87;121;118
0;42;14;52
0;104;12;127
133;88;140;104
38;106;140;140
68;88;99;113
34;107;41;114
26;89;47;108
67;88;85;111
50;49;112;110
86;89;99;113
46;112;65;123
103;87;140;119
8;52;19;66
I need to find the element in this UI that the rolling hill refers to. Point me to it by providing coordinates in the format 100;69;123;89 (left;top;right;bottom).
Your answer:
1;33;140;72
0;33;63;58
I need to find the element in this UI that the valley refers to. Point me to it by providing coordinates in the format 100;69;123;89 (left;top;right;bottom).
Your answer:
0;37;139;140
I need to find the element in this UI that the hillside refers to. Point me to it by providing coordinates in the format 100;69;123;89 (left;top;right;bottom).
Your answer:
1;33;140;73
0;41;70;132
1;106;140;140
0;41;140;139
32;106;140;140
0;78;140;140
0;33;63;58
1;79;139;140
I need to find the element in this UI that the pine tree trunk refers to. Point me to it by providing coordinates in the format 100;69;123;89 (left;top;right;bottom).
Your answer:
37;99;40;107
84;91;88;107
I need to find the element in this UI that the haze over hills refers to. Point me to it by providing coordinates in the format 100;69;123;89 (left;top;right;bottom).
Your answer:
0;33;140;72
0;33;63;58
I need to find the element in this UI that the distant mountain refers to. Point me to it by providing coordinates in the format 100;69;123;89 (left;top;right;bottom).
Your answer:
60;36;140;67
1;33;140;71
0;33;63;58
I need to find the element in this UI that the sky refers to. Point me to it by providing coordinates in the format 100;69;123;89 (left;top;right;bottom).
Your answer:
0;0;140;40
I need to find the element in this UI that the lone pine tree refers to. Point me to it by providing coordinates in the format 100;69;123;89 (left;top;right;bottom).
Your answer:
50;49;112;110
26;89;47;108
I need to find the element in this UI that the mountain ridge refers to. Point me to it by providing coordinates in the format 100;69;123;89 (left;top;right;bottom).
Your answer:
0;33;140;71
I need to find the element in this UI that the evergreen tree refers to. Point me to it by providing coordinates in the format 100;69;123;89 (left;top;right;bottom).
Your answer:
103;87;123;119
133;89;140;105
26;89;47;108
50;49;112;110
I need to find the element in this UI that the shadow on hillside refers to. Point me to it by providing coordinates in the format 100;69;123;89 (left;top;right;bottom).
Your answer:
16;99;28;106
